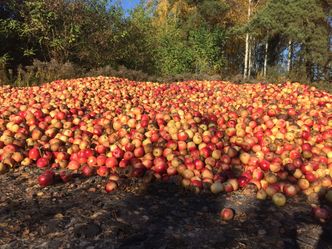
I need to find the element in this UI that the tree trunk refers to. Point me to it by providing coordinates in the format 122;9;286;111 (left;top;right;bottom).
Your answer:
322;58;331;81
306;61;313;82
263;38;268;78
243;0;252;80
248;36;253;79
244;33;249;80
287;39;292;74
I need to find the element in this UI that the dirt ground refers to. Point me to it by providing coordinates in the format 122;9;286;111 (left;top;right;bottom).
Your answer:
0;168;332;249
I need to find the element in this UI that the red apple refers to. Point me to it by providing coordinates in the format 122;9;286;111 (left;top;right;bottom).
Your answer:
220;208;234;221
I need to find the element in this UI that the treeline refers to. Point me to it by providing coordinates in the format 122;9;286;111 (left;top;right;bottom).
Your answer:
0;0;331;85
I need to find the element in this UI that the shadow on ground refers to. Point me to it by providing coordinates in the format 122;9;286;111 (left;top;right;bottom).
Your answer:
0;170;331;249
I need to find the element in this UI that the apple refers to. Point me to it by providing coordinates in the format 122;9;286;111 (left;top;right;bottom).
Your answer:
105;181;118;192
36;158;49;168
312;206;330;220
210;181;224;194
256;189;267;200
239;152;250;165
82;165;94;177
272;193;286;207
38;172;54;187
29;148;40;161
0;163;8;174
220;208;235;221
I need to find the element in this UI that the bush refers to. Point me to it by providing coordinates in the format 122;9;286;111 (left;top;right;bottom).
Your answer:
0;68;8;85
265;66;287;84
0;54;13;85
85;65;117;78
86;67;222;83
86;65;149;82
15;59;78;86
229;74;244;83
154;73;223;83
288;65;310;84
2;59;329;93
308;81;331;93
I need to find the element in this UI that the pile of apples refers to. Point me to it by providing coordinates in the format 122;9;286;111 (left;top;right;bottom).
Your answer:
0;77;331;219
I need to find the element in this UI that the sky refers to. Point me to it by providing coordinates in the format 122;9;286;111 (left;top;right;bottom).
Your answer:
121;0;140;12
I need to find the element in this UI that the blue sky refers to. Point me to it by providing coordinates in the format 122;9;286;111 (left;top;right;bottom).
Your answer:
121;0;140;12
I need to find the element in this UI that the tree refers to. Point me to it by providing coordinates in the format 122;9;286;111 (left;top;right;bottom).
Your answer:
0;0;330;83
0;0;126;70
117;3;157;73
243;0;252;80
150;0;227;76
249;0;330;81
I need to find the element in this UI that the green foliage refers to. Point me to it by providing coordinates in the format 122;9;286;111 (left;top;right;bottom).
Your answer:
195;0;230;27
115;4;157;73
155;24;226;76
156;22;191;75
0;0;330;84
187;26;225;74
249;0;331;81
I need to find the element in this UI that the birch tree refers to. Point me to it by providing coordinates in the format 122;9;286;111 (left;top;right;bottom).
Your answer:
243;0;252;80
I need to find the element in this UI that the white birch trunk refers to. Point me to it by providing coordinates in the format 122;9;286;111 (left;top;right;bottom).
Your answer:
287;39;292;73
263;39;268;78
248;36;252;79
244;33;249;79
243;0;252;80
